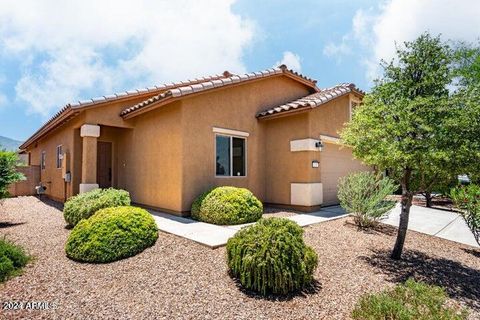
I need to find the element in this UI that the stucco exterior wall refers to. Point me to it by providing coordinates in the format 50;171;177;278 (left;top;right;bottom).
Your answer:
180;76;311;211
7;165;40;196
264;112;317;205
20;75;366;212
118;102;183;212
25;116;85;202
262;93;369;208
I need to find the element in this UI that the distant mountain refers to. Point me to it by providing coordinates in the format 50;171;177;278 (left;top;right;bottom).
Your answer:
0;136;23;151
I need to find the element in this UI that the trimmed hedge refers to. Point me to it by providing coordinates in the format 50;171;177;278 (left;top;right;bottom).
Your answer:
0;239;30;282
63;188;131;227
65;206;158;263
226;218;318;295
352;279;468;319
191;186;263;225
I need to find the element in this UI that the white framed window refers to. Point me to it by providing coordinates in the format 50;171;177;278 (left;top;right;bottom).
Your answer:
41;151;46;170
56;145;63;169
215;134;246;177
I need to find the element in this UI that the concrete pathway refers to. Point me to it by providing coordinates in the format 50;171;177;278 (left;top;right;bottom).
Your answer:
382;203;479;248
149;206;347;248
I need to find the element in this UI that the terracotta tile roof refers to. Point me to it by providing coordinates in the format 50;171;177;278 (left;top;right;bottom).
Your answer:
20;73;229;150
120;65;318;118
256;83;364;119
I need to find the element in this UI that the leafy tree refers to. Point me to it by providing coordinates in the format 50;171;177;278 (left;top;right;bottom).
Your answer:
0;150;25;200
341;33;480;259
453;41;480;89
451;185;480;246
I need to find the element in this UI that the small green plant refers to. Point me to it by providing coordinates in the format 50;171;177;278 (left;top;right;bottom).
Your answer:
63;188;131;227
0;150;25;199
226;218;318;295
65;206;158;263
191;186;263;225
352;279;468;319
0;238;30;282
451;184;480;245
338;172;397;228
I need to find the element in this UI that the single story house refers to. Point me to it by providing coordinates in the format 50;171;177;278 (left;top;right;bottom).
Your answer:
19;65;369;215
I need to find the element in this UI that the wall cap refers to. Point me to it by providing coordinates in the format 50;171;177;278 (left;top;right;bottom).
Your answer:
290;138;320;152
80;124;100;138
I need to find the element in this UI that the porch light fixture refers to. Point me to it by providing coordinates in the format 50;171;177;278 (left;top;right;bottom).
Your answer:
315;140;324;151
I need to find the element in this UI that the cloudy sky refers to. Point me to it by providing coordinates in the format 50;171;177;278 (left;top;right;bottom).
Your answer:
0;0;479;140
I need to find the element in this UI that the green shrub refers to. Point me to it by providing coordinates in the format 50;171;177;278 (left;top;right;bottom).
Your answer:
0;238;30;282
65;206;158;263
63;188;131;227
451;184;480;245
338;172;397;228
226;218;318;295
191;186;263;225
0;150;25;199
352;279;468;320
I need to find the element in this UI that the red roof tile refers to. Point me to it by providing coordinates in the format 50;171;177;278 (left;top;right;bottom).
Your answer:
256;83;364;119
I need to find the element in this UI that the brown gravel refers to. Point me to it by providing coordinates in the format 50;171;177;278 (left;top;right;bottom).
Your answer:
0;196;479;320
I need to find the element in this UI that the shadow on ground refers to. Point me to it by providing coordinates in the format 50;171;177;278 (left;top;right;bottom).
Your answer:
359;249;480;310
231;274;322;302
344;220;398;236
462;248;480;258
36;196;64;211
0;221;26;229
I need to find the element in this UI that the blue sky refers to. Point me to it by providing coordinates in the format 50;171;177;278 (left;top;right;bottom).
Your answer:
0;0;479;141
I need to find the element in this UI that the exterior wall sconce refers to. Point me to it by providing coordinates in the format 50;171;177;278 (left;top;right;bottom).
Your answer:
312;160;319;168
315;140;324;151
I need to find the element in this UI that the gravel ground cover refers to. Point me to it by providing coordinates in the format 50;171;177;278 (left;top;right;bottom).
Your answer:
1;196;479;320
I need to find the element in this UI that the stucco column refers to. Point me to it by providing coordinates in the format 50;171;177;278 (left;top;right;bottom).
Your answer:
79;124;100;193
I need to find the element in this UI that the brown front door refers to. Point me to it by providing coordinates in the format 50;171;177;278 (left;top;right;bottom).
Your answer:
97;141;112;188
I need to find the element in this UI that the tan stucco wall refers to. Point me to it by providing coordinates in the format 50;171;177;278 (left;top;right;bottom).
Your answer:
22;75;365;212
25;115;85;202
24;93;160;202
264;112;315;205
262;93;369;207
8;165;40;196
180;76;311;211
118;102;183;211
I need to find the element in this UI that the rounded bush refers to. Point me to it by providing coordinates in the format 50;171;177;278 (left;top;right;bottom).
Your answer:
226;218;318;295
191;186;263;225
65;206;158;263
0;239;30;282
63;188;131;227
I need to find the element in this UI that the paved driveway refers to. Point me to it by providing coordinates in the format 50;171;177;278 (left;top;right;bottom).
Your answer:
150;206;347;248
382;203;479;248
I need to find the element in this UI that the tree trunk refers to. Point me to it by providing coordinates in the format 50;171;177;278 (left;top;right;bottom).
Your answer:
391;169;414;260
425;191;433;208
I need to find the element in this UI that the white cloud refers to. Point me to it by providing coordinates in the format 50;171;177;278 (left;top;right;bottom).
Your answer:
0;0;255;116
275;51;302;72
323;35;352;60
328;0;480;82
0;93;7;108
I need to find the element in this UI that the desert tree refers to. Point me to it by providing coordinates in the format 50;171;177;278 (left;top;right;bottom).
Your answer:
341;33;480;259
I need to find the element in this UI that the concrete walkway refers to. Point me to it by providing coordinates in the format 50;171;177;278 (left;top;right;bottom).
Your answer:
382;203;479;248
149;206;347;248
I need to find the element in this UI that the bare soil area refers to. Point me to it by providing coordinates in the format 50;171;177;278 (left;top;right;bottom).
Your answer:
1;196;479;319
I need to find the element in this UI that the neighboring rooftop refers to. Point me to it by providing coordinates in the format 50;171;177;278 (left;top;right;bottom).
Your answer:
256;83;364;119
